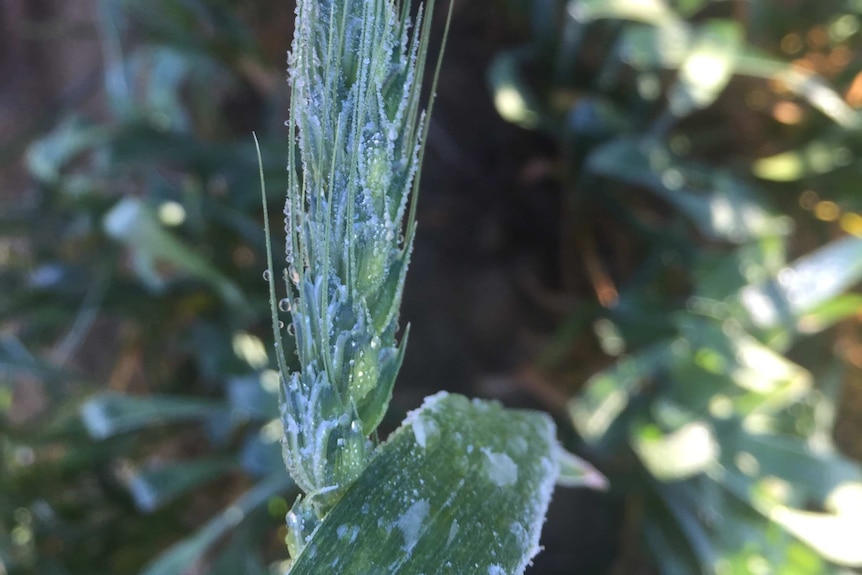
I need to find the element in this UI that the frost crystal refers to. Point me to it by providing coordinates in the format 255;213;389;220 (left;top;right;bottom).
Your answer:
396;499;430;553
482;449;519;487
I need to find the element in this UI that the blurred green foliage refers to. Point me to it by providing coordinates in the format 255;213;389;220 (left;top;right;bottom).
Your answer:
1;0;296;573
492;0;862;572
5;0;862;573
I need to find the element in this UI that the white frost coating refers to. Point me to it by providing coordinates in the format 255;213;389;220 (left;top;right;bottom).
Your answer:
511;412;559;575
509;521;528;546
403;393;448;448
396;499;429;553
336;524;360;543
410;414;438;449
446;519;459;547
510;436;528;455
488;565;506;575
404;391;450;420
482;449;518;487
336;524;349;540
412;415;427;448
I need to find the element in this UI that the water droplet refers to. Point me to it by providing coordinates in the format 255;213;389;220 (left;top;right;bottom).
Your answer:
279;298;292;312
370;336;381;350
278;320;285;329
287;324;296;336
263;269;272;281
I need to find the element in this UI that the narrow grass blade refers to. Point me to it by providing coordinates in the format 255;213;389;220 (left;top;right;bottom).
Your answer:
127;457;236;512
102;197;248;313
80;392;225;439
140;472;293;575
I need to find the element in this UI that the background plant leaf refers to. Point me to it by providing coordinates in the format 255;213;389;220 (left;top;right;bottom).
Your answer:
81;392;227;439
139;472;293;575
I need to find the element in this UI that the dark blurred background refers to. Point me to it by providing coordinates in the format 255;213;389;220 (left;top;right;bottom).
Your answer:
4;0;862;574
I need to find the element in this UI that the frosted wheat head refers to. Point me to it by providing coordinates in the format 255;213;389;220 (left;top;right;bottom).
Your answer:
270;0;438;518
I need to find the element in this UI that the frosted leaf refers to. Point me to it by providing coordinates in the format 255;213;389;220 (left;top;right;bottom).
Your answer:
286;393;563;575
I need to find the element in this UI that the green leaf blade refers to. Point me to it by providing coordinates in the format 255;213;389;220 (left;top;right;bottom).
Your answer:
287;392;560;575
80;392;226;439
128;457;236;512
140;472;293;575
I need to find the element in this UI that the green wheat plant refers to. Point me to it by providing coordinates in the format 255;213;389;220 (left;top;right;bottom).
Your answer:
259;0;605;572
271;0;439;555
